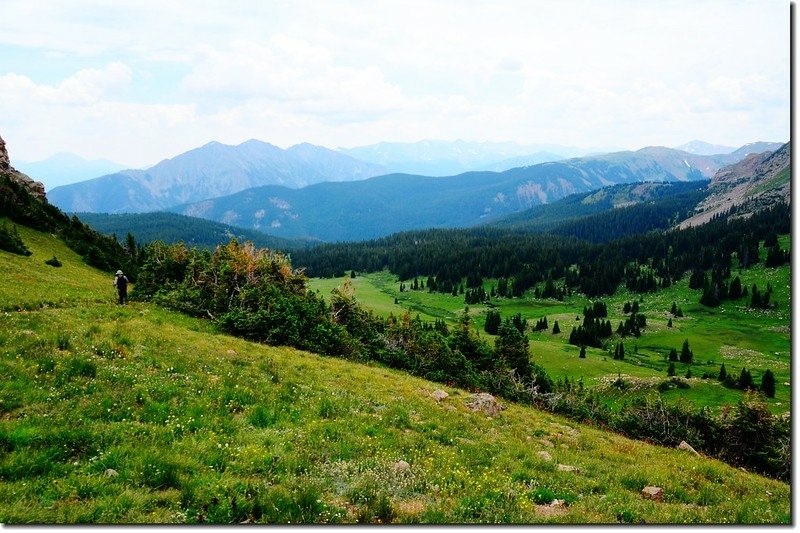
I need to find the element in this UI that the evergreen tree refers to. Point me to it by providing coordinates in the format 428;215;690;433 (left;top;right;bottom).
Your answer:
669;347;678;361
614;342;625;360
667;362;676;376
749;284;761;308
729;276;742;300
579;345;586;358
484;309;502;335
738;368;754;390
679;339;693;364
496;321;531;382
685;368;692;379
667;317;673;328
552;320;560;334
623;301;632;314
718;363;727;382
761;369;776;398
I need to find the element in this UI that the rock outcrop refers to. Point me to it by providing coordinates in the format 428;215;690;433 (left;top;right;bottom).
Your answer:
0;135;46;200
678;142;789;229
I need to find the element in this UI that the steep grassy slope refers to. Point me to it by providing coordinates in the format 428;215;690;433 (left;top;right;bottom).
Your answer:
0;228;790;524
0;218;112;310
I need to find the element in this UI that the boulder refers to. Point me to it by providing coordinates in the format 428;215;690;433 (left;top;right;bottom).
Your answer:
0;135;46;199
432;389;449;402
556;464;579;473
0;135;9;171
466;393;504;417
641;486;663;502
677;440;700;456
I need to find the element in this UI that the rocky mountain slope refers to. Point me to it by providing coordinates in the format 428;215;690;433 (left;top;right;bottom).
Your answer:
678;142;790;229
0;135;46;200
48;140;386;213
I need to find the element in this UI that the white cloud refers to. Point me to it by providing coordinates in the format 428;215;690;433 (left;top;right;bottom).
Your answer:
0;1;790;163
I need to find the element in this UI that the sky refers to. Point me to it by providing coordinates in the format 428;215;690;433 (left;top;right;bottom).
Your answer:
0;0;791;168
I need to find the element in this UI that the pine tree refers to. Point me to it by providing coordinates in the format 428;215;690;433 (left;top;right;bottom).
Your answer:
685;367;692;379
761;369;776;398
679;339;693;364
552;321;560;334
670;301;678;315
738;368;754;390
718;363;727;382
669;347;678;361
496;321;531;382
729;276;742;300
667;317;673;328
667;362;676;376
579;345;586;358
484;309;502;335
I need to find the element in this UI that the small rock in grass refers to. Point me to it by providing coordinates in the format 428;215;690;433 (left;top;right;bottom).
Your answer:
641;486;663;502
104;468;119;477
537;451;553;462
226;349;237;356
394;460;410;472
557;464;579;473
432;389;449;402
677;440;700;456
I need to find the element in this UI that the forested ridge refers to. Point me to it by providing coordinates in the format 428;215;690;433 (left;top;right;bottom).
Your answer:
74;211;314;252
293;201;789;299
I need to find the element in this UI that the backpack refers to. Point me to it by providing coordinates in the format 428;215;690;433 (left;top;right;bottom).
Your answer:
116;275;128;291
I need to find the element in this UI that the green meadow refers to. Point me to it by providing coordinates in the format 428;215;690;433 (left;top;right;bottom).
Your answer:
0;225;790;524
309;235;791;415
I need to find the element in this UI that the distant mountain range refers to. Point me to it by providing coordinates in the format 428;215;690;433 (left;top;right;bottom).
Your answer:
48;140;386;213
165;145;748;242
14;153;129;190
673;140;737;155
337;139;620;176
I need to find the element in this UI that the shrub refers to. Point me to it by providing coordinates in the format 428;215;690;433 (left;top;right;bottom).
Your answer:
0;222;31;256
44;255;62;267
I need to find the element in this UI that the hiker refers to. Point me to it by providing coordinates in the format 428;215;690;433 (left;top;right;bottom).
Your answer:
113;270;129;305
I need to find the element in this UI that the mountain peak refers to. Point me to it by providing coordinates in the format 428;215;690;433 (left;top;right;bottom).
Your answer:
673;140;736;155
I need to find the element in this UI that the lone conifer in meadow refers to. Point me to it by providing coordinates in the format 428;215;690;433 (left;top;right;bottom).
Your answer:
579;345;586;358
761;369;776;398
679;339;693;364
718;363;727;382
552;320;560;334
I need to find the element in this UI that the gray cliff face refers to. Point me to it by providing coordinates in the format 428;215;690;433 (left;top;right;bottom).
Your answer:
0;135;46;199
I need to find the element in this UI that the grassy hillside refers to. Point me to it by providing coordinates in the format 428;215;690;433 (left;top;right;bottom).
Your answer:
0;227;790;524
0;218;112;310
